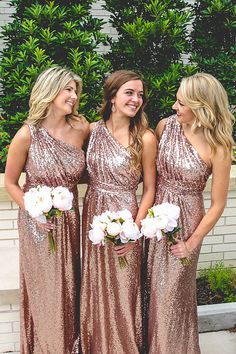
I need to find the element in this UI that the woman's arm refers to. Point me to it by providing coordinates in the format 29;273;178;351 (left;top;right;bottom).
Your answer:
155;117;168;141
115;130;157;257
135;130;157;227
171;146;231;259
4;125;31;209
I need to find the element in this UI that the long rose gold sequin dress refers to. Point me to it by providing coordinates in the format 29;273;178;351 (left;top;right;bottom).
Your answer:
18;125;85;354
77;120;143;354
147;115;211;354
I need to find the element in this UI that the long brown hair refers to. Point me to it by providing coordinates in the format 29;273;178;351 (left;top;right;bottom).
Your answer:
100;70;149;171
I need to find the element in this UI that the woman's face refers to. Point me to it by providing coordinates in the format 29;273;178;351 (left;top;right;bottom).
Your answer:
111;80;144;118
51;80;77;115
172;88;195;125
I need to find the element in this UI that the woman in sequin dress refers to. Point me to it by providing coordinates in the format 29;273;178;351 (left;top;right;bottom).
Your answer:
147;73;235;354
4;67;90;354
74;70;157;354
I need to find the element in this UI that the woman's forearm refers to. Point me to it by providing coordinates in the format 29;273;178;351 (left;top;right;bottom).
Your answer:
186;203;226;251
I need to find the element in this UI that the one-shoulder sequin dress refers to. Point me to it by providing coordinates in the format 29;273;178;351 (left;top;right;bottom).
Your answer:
147;116;212;354
18;125;85;354
78;120;143;354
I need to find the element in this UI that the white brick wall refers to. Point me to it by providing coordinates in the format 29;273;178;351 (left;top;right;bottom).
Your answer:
0;1;15;53
0;304;20;353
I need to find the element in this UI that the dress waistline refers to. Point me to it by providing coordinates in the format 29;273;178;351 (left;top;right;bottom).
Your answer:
158;178;204;196
89;180;136;194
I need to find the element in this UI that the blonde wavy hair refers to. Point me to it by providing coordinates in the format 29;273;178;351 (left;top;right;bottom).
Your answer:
25;66;82;126
99;70;149;171
180;73;235;155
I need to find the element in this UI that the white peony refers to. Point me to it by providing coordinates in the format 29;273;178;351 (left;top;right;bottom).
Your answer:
165;217;178;232
141;218;159;238
155;228;163;241
155;214;169;230
106;221;122;236
51;186;73;211
90;216;107;231
89;228;105;245
120;220;141;242
99;211;115;224
152;203;180;220
24;186;53;218
118;209;133;222
37;186;53;213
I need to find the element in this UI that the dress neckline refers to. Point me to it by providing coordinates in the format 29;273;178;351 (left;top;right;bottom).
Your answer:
178;120;212;172
39;126;85;154
102;120;131;152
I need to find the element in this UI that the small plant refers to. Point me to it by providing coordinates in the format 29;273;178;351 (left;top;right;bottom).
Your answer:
198;261;236;304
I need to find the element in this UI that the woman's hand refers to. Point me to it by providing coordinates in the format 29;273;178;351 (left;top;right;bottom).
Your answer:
35;219;54;232
114;242;136;257
170;240;190;259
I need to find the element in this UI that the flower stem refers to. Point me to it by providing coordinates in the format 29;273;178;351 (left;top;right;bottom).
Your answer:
180;257;191;266
48;231;56;254
118;256;128;268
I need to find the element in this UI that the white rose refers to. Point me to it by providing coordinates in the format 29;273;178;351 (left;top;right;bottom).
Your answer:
121;220;141;241
118;209;133;222
89;228;105;245
106;222;122;236
52;186;73;211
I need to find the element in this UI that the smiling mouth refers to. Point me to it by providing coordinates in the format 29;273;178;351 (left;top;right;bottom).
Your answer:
127;105;138;110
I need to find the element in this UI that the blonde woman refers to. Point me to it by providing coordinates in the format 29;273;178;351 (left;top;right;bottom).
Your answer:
4;66;89;353
73;70;157;354
147;73;235;354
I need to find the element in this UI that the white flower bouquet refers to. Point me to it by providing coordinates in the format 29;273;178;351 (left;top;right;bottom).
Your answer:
23;185;73;253
89;209;141;268
141;202;190;265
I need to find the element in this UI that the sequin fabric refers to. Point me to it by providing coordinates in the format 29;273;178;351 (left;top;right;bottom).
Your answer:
74;120;143;354
18;125;85;354
147;115;212;354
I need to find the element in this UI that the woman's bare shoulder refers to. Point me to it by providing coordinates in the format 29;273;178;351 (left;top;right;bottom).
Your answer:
155;118;168;141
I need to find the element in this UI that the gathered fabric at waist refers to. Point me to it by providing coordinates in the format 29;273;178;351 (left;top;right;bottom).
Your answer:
23;182;77;194
89;179;137;194
158;177;205;196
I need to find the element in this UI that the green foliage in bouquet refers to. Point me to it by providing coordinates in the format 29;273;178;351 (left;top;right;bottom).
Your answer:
190;0;236;140
103;0;197;127
0;0;111;172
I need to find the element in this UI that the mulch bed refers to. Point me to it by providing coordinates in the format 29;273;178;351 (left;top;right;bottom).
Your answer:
196;277;225;305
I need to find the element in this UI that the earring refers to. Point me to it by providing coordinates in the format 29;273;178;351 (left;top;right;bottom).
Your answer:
197;121;201;128
111;102;116;113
